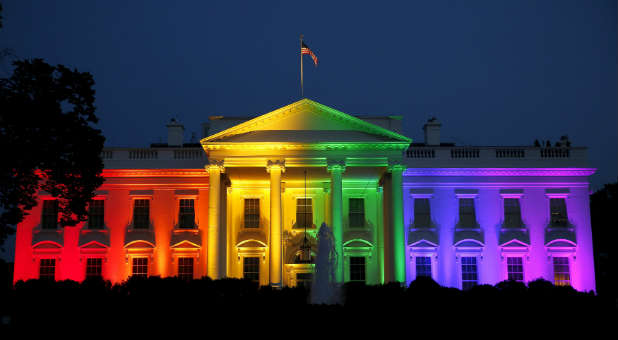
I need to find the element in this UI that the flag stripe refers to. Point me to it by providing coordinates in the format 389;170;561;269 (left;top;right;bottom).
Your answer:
301;43;318;66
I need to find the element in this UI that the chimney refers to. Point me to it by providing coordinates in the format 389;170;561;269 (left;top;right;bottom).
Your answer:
167;118;184;147
423;117;441;145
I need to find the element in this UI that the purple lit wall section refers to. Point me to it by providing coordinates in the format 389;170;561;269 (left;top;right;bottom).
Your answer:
402;168;596;292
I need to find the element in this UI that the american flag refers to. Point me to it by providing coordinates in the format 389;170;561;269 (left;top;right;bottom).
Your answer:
301;41;318;66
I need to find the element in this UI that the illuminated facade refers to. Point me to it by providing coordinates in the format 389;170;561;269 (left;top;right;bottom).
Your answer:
13;99;596;291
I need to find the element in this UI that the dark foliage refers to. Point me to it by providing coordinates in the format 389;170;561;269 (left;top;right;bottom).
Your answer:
1;276;614;333
0;58;105;246
590;181;617;299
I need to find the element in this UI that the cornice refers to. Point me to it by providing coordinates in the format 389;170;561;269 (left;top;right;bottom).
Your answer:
403;168;597;177
102;169;207;178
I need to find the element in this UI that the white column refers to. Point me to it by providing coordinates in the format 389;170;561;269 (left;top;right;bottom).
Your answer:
267;161;285;287
207;162;223;279
328;163;345;283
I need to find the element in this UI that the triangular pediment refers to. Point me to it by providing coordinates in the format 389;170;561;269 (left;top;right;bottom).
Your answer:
201;99;411;145
171;240;201;249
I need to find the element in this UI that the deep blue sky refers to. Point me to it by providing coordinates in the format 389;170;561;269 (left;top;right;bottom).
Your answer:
1;1;616;187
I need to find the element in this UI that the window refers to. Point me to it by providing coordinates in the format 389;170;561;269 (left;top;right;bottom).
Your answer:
349;256;366;282
349;198;365;228
178;199;195;228
507;257;524;282
503;198;522;228
550;198;568;227
296;273;313;288
243;257;260;282
88;200;105;229
133;199;150;229
244;198;260;228
553;257;570;286
296;198;312;229
178;257;194;280
41;200;58;229
461;257;478;290
458;198;476;227
86;258;103;278
415;256;432;278
414;198;431;228
132;257;148;278
39;259;55;280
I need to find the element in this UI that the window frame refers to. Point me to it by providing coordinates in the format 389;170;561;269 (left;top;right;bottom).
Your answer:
295;197;313;229
552;256;571;287
460;256;479;290
41;200;59;230
348;197;365;228
87;199;106;230
178;198;196;229
243;198;260;229
39;258;56;280
243;256;260;282
177;257;194;280
131;198;151;230
349;256;366;283
85;257;103;279
131;256;149;278
413;197;432;228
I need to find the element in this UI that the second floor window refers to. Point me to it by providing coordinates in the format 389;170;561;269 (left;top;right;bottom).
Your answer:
133;199;150;229
503;198;522;228
458;198;476;228
244;198;260;228
296;198;312;229
179;199;195;228
88;200;105;229
550;198;568;227
414;198;431;228
349;198;365;228
41;200;58;229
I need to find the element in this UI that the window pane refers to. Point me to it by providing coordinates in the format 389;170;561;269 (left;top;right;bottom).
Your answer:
296;273;313;288
461;257;477;290
132;257;148;277
553;257;570;286
86;258;103;278
133;199;150;229
349;256;366;282
414;198;431;228
88;200;105;229
243;257;260;282
179;199;195;228
244;198;260;228
349;198;365;228
296;198;313;229
415;256;432;278
459;199;476;227
503;198;522;228
39;259;55;280
178;257;194;280
550;198;568;227
507;257;524;282
42;200;58;229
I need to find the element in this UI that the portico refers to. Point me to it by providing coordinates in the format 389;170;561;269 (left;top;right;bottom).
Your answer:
201;99;411;286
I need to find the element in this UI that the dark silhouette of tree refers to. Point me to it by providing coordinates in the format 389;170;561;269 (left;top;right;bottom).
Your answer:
0;58;105;246
590;180;617;299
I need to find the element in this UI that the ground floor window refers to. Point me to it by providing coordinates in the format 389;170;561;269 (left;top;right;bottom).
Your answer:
178;257;194;280
553;257;570;286
461;257;478;290
132;257;148;278
86;258;103;279
349;256;366;283
243;257;260;282
39;259;56;280
415;256;432;278
507;257;524;282
296;272;313;288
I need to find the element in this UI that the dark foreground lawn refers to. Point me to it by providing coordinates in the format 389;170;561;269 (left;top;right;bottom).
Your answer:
1;276;615;333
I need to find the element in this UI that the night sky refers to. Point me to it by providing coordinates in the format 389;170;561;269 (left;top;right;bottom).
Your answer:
0;1;615;259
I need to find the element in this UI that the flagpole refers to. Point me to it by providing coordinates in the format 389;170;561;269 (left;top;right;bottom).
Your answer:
300;34;304;98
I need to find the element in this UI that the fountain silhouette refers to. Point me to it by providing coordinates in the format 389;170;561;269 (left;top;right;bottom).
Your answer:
311;222;341;304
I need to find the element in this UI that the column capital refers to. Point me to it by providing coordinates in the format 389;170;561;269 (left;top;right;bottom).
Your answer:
387;163;406;173
266;160;285;173
206;160;225;173
327;161;346;173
